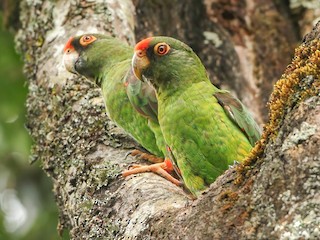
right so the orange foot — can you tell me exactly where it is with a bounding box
[127,149,164,164]
[122,159,182,186]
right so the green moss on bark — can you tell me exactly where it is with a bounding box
[236,39,320,184]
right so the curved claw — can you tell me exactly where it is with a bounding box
[124,150,133,160]
[125,149,164,163]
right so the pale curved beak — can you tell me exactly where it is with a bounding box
[63,49,79,74]
[132,50,150,81]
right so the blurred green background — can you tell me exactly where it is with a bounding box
[0,13,63,239]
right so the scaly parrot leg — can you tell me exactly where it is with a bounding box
[122,159,182,186]
[126,149,164,163]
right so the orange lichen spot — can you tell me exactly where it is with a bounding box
[218,190,239,213]
[218,190,239,201]
[220,203,234,213]
[235,211,250,226]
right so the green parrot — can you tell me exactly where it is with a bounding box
[132,36,261,196]
[63,34,180,185]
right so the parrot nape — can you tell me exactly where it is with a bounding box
[132,36,261,196]
[63,34,181,186]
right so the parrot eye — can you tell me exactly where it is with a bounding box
[154,43,170,56]
[79,35,97,46]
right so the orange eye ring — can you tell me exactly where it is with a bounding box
[79,35,97,46]
[154,43,170,56]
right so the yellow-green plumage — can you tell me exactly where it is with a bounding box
[63,34,164,157]
[100,59,163,157]
[133,36,261,196]
[159,81,252,193]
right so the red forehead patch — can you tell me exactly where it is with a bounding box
[134,37,152,51]
[63,37,75,53]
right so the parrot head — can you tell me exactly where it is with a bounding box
[132,36,207,91]
[63,34,131,84]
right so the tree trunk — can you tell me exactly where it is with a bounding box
[13,0,320,239]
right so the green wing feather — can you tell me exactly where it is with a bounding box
[100,59,164,157]
[214,91,261,146]
[124,63,167,157]
[125,71,158,122]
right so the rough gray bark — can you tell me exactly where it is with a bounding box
[13,0,320,239]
